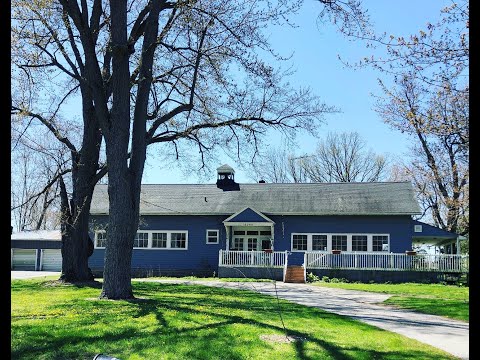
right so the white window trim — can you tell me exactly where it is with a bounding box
[206,229,220,244]
[134,231,150,249]
[311,234,328,251]
[351,234,368,252]
[151,232,168,249]
[291,233,309,252]
[167,231,189,250]
[331,234,349,251]
[94,230,107,248]
[372,234,390,252]
[95,230,188,250]
[145,230,188,250]
[290,233,390,253]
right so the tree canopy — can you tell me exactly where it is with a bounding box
[12,0,370,297]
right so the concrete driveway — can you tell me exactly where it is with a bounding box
[136,279,469,359]
[11,271,61,279]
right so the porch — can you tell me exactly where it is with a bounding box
[217,250,469,283]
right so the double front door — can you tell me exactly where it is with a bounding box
[232,237,271,251]
[230,227,272,251]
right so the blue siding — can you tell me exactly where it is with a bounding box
[411,220,457,238]
[228,208,272,223]
[268,215,414,265]
[268,215,414,252]
[89,215,227,274]
[89,214,415,272]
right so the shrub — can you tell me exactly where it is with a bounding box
[306,272,320,283]
[330,277,348,283]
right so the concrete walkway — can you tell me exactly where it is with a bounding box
[11,271,61,279]
[136,279,469,359]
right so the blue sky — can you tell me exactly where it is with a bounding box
[143,0,451,184]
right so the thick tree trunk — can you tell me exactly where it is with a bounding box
[59,82,102,283]
[100,0,137,299]
[60,201,95,282]
[58,175,95,282]
[99,179,138,299]
[99,0,158,299]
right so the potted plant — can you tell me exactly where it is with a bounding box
[405,250,417,256]
[264,249,273,253]
[332,249,341,255]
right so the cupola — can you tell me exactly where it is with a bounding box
[216,164,239,191]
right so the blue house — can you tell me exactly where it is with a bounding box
[88,164,466,283]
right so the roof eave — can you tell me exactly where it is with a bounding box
[90,211,421,216]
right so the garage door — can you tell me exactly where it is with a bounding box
[41,249,62,271]
[12,249,37,270]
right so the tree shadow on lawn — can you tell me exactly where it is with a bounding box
[11,278,103,292]
[12,282,458,360]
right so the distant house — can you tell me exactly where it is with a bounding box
[11,230,62,271]
[87,165,466,283]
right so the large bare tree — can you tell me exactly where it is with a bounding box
[12,0,108,282]
[303,131,389,182]
[344,1,468,92]
[249,146,310,183]
[10,142,65,232]
[368,1,468,240]
[12,0,369,298]
[251,132,389,183]
[375,76,468,237]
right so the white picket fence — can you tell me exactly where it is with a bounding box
[304,252,469,273]
[218,250,288,268]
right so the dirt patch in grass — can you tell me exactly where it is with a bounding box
[260,334,307,343]
[85,296,149,302]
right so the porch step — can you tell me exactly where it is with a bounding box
[284,266,305,283]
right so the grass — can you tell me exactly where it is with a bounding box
[11,278,461,360]
[311,281,469,322]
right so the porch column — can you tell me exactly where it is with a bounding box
[270,224,275,250]
[225,225,230,251]
[456,236,460,255]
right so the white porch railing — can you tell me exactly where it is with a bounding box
[304,252,469,273]
[219,250,288,268]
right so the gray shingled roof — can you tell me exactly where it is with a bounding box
[90,182,421,216]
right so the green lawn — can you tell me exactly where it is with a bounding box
[11,279,460,360]
[311,281,469,322]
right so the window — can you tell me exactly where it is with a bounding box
[134,232,149,248]
[260,230,271,236]
[331,235,347,251]
[122,231,189,250]
[95,231,107,248]
[232,238,244,251]
[171,232,187,249]
[152,232,167,248]
[373,235,389,252]
[292,234,308,251]
[206,230,219,244]
[261,239,271,250]
[247,238,257,251]
[414,225,422,233]
[312,235,327,251]
[247,230,258,235]
[233,230,245,235]
[352,235,367,252]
